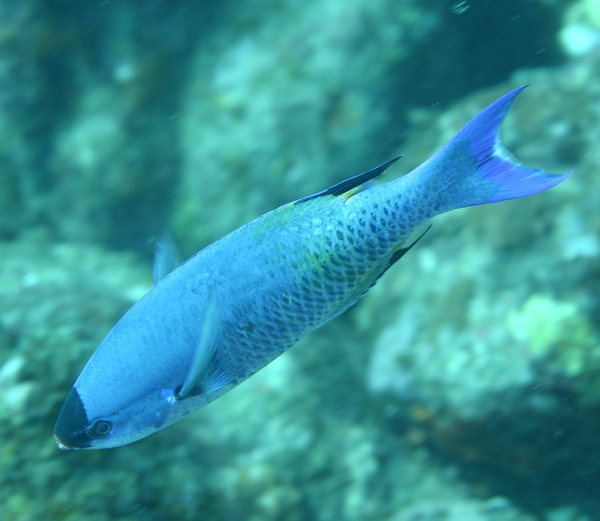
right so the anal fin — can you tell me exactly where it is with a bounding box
[389,225,432,266]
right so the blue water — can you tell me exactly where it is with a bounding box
[0,1,598,520]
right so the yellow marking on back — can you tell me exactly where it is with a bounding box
[340,180,377,200]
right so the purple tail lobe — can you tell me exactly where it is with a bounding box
[450,85,572,206]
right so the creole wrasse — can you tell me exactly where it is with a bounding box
[54,86,571,449]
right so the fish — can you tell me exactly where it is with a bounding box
[54,86,571,449]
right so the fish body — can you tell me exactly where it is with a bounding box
[54,86,571,449]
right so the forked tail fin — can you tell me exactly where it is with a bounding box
[408,85,572,214]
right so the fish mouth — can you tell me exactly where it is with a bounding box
[54,434,78,451]
[54,386,91,449]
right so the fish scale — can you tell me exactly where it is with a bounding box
[54,86,571,449]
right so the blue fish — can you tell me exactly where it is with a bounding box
[54,86,571,449]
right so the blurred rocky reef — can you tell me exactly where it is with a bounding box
[0,0,599,520]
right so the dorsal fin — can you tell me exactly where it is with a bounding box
[295,155,402,205]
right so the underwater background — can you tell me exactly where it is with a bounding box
[0,0,599,519]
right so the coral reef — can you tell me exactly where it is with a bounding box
[1,0,599,520]
[367,56,600,514]
[173,0,438,248]
[559,0,600,56]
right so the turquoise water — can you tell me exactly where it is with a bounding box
[0,0,598,519]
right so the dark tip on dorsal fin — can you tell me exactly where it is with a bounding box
[325,155,403,197]
[295,155,402,205]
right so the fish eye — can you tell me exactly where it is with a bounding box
[88,420,112,438]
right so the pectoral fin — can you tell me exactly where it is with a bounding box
[177,284,222,400]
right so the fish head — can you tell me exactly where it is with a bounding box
[53,260,223,449]
[53,382,176,450]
